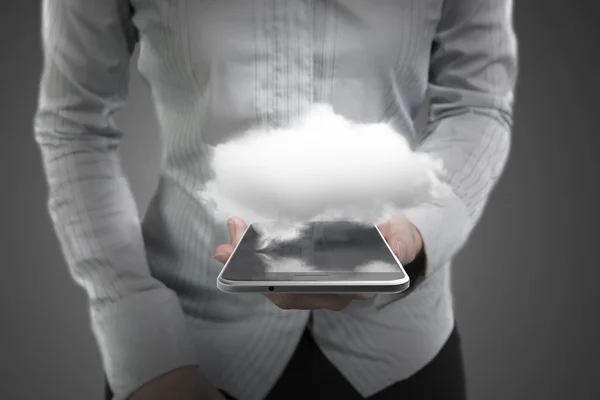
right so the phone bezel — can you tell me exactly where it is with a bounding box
[216,222,411,294]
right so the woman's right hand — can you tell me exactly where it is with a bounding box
[213,217,373,311]
[129,366,226,400]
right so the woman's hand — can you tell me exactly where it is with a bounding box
[213,216,423,311]
[129,366,226,400]
[376,214,423,266]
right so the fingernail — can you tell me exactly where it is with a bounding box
[396,241,404,260]
[213,252,228,259]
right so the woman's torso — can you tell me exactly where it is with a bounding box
[133,0,443,292]
[131,2,455,397]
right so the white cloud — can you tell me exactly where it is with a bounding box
[197,104,448,247]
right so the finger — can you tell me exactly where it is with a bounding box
[378,220,406,260]
[266,293,372,303]
[393,240,407,261]
[391,235,416,265]
[265,294,333,310]
[226,217,236,244]
[227,216,248,246]
[376,219,391,238]
[381,216,416,264]
[352,293,375,300]
[212,244,234,264]
[265,294,356,310]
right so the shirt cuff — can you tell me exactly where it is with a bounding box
[90,288,198,400]
[402,188,471,277]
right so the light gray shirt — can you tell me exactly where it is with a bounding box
[34,1,517,399]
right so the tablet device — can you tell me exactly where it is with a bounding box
[216,221,410,294]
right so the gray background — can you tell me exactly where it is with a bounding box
[1,1,599,399]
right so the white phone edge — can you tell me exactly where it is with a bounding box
[216,222,411,294]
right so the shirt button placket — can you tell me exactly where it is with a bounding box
[299,0,314,117]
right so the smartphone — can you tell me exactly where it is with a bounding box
[216,220,410,294]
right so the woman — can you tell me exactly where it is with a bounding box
[34,1,517,399]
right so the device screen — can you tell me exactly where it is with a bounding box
[221,221,407,282]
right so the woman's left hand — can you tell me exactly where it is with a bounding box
[376,214,423,265]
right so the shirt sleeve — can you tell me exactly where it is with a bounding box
[34,2,198,398]
[402,0,518,276]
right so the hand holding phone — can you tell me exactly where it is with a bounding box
[213,217,371,311]
[212,216,422,311]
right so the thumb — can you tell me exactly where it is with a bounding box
[383,216,418,264]
[393,239,409,264]
[227,216,248,246]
